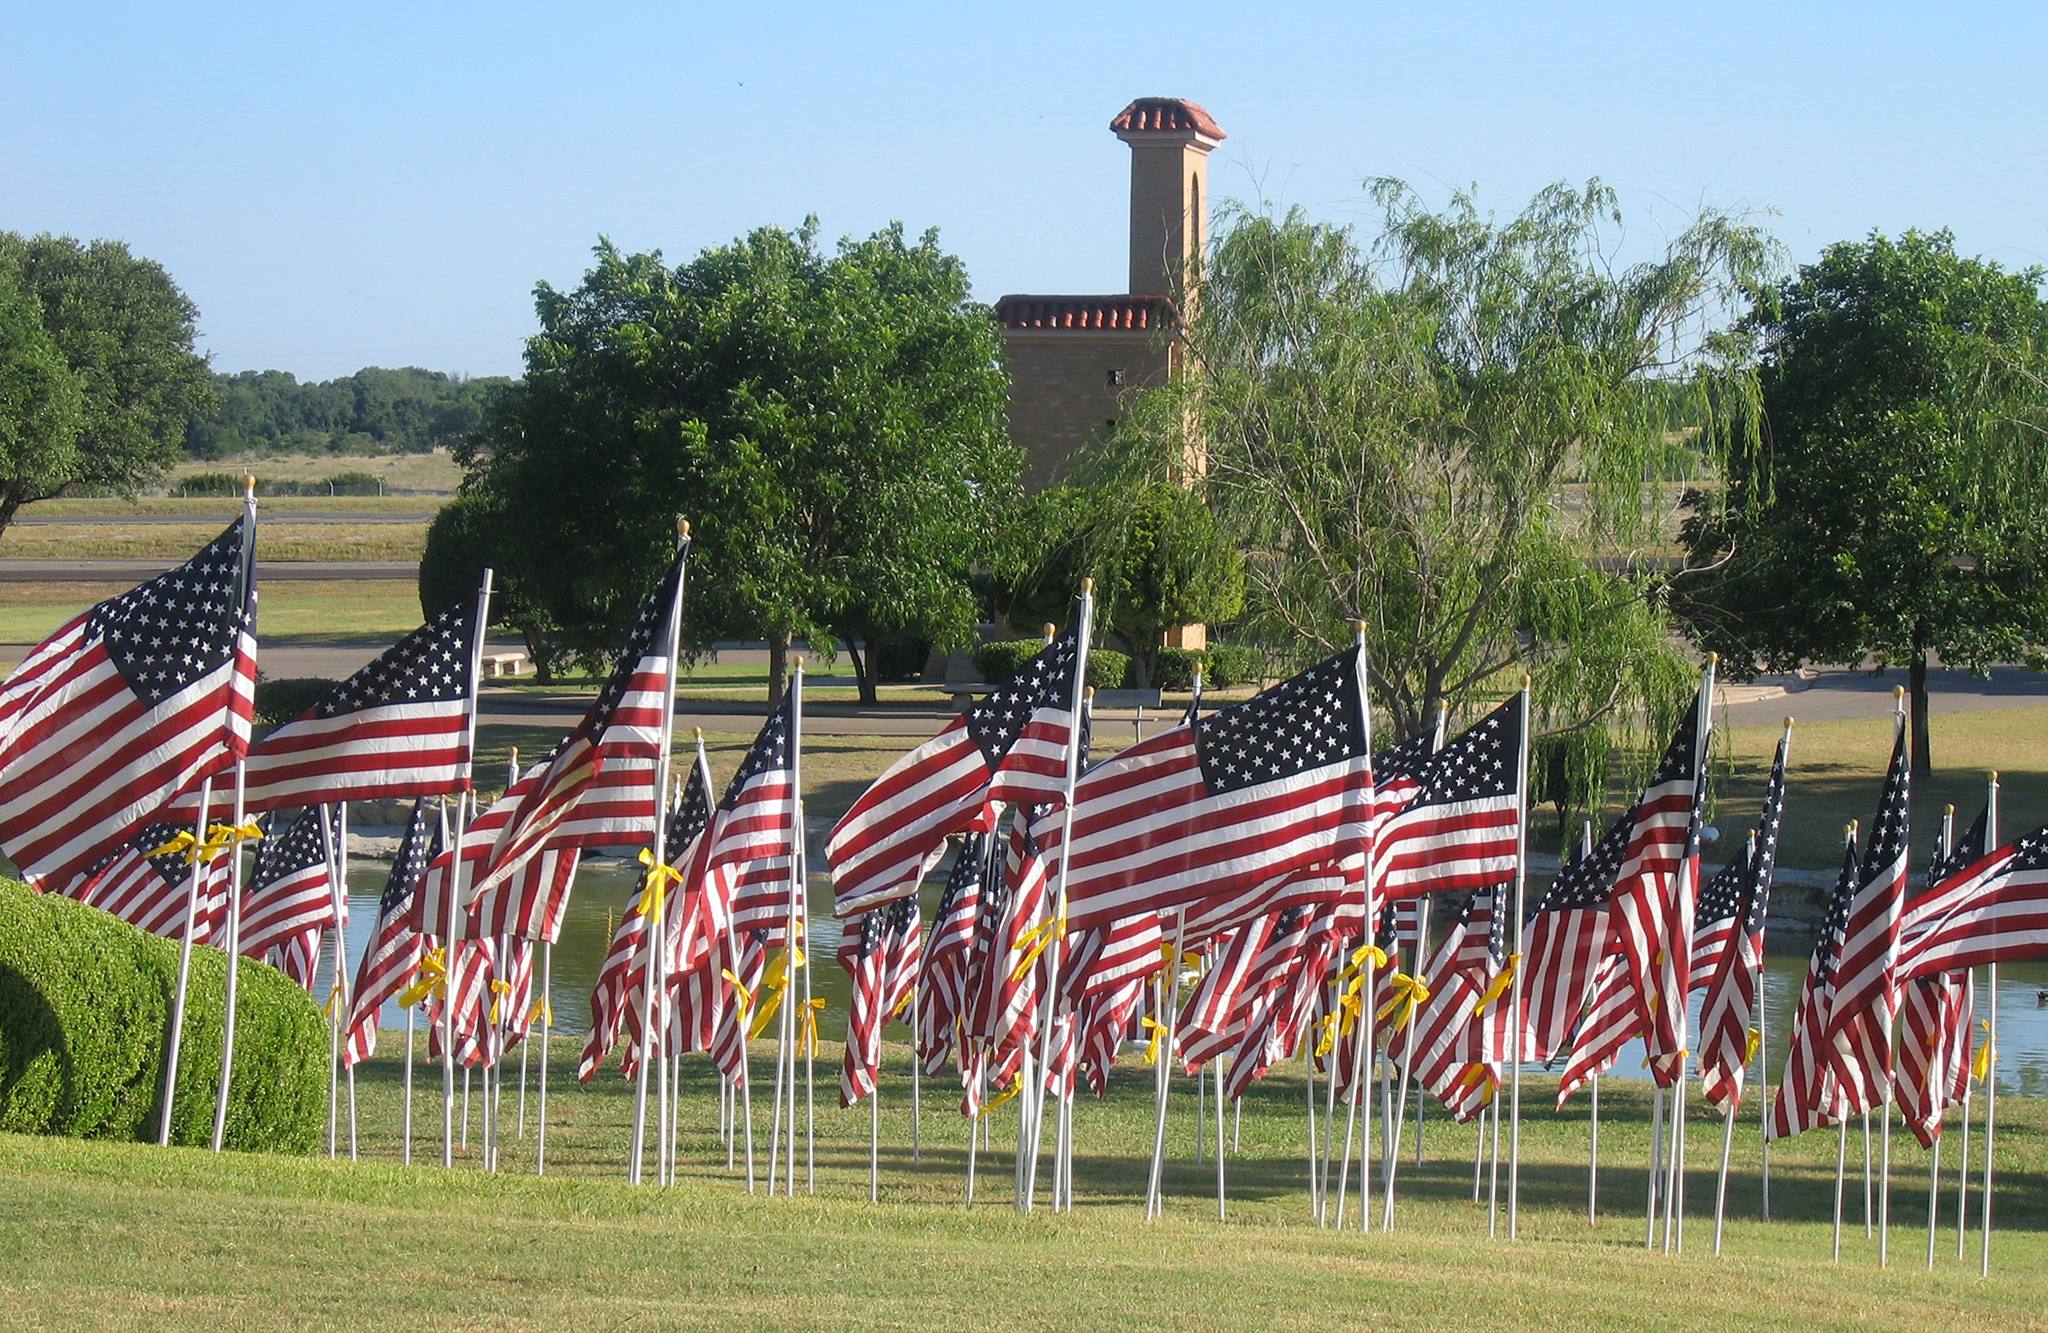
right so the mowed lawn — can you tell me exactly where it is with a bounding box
[4,1046,2045,1329]
[0,580,427,647]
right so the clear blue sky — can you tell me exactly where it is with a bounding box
[6,1,2043,381]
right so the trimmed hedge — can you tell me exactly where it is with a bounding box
[972,641,1130,690]
[1205,644,1264,688]
[0,879,326,1151]
[1154,647,1204,692]
[254,675,340,728]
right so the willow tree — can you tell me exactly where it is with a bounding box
[1094,179,1776,808]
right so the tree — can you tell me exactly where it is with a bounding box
[1003,481,1245,688]
[0,234,214,537]
[1092,180,1776,814]
[465,223,1019,703]
[1680,230,2048,779]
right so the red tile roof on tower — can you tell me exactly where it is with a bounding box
[1110,98,1226,140]
[994,295,1174,332]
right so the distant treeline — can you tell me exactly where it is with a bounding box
[184,366,510,459]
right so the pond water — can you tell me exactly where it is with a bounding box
[304,858,2048,1097]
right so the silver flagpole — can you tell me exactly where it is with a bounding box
[402,1006,415,1164]
[208,478,262,1154]
[1926,803,1954,1270]
[1878,689,1903,1265]
[1507,677,1532,1238]
[1019,585,1094,1213]
[911,982,923,1165]
[1213,1058,1226,1221]
[340,803,358,1158]
[536,940,552,1175]
[799,801,815,1196]
[1714,827,1761,1256]
[1957,1018,1972,1256]
[320,806,345,1158]
[1471,1101,1486,1201]
[157,778,215,1146]
[1334,623,1378,1232]
[208,754,250,1153]
[1581,819,1598,1225]
[1147,906,1188,1220]
[1645,1085,1664,1249]
[1833,1115,1849,1262]
[444,568,495,1167]
[1981,771,2000,1277]
[625,525,689,1184]
[1379,704,1448,1232]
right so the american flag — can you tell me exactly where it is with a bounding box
[1396,883,1511,1123]
[469,547,686,906]
[917,835,987,1076]
[838,907,890,1106]
[1822,727,1910,1106]
[880,891,923,1025]
[966,807,1052,1071]
[1374,700,1523,901]
[1179,915,1277,1074]
[1767,839,1860,1141]
[343,799,438,1067]
[1696,732,1789,1111]
[1900,823,2048,982]
[1889,809,1986,1145]
[1036,647,1374,934]
[1603,687,1707,1075]
[268,926,323,991]
[1520,815,1628,1067]
[69,822,231,943]
[163,602,479,819]
[576,753,717,1080]
[706,927,766,1088]
[1690,848,1752,995]
[827,619,1086,917]
[0,517,256,890]
[240,805,342,968]
[708,690,801,944]
[1218,903,1355,1103]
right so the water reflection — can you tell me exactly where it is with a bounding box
[306,860,2048,1096]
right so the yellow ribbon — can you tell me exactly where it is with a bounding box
[322,985,345,1020]
[1470,954,1521,1016]
[794,997,825,1057]
[1973,1031,1993,1083]
[1314,1011,1342,1060]
[1159,943,1202,971]
[395,948,449,1008]
[1376,972,1432,1032]
[1745,1028,1761,1064]
[1008,916,1067,983]
[980,1077,1023,1118]
[1141,1016,1168,1067]
[530,996,554,1028]
[636,848,686,926]
[149,820,265,864]
[746,942,807,1039]
[721,969,755,1015]
[889,983,917,1022]
[1455,1062,1500,1107]
[1340,943,1389,983]
[487,978,512,1024]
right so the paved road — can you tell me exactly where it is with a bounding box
[1720,665,2048,727]
[13,511,431,526]
[0,558,417,582]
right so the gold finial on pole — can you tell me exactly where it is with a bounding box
[1081,577,1094,595]
[1707,651,1719,666]
[694,726,704,741]
[242,474,256,495]
[677,518,691,539]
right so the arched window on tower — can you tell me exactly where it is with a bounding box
[1188,172,1203,287]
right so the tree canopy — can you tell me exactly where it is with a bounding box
[1680,229,2048,777]
[186,366,507,459]
[464,222,1020,701]
[1091,179,1777,817]
[0,232,214,536]
[1002,480,1245,688]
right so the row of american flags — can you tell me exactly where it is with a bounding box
[3,512,2042,1249]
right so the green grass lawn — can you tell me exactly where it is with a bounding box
[0,580,426,646]
[0,518,426,562]
[3,1044,2042,1328]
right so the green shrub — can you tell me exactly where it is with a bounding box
[973,639,1039,684]
[1085,649,1131,690]
[870,633,931,682]
[1154,647,1206,692]
[254,676,339,727]
[1205,643,1264,688]
[0,879,325,1151]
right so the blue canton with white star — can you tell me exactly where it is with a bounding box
[964,623,1082,764]
[88,519,250,707]
[313,603,474,718]
[1192,650,1365,797]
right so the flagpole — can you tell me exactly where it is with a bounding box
[1831,819,1858,1261]
[1147,906,1188,1220]
[1956,1017,1972,1256]
[444,567,495,1168]
[627,522,690,1185]
[1878,688,1905,1267]
[911,982,923,1165]
[340,803,358,1157]
[1380,706,1448,1232]
[1925,802,1955,1270]
[536,940,552,1175]
[1019,581,1094,1213]
[1333,622,1378,1232]
[402,1006,416,1164]
[1645,1085,1664,1249]
[799,805,816,1197]
[1981,770,1999,1277]
[207,478,263,1154]
[319,806,346,1158]
[1714,827,1761,1257]
[1507,676,1532,1238]
[157,777,215,1146]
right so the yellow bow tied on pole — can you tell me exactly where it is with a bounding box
[721,969,755,1016]
[396,948,449,1008]
[890,983,917,1022]
[1377,971,1432,1032]
[1341,943,1389,984]
[322,985,345,1021]
[1973,1032,1994,1083]
[794,997,825,1057]
[1455,1061,1499,1107]
[1314,1010,1342,1060]
[746,943,807,1040]
[1745,1027,1762,1064]
[530,996,554,1028]
[1009,916,1066,983]
[487,978,513,1024]
[150,820,264,864]
[1140,1016,1168,1067]
[1469,953,1520,1016]
[1159,942,1202,972]
[636,848,686,925]
[980,1077,1023,1118]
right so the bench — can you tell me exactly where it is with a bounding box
[482,650,530,679]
